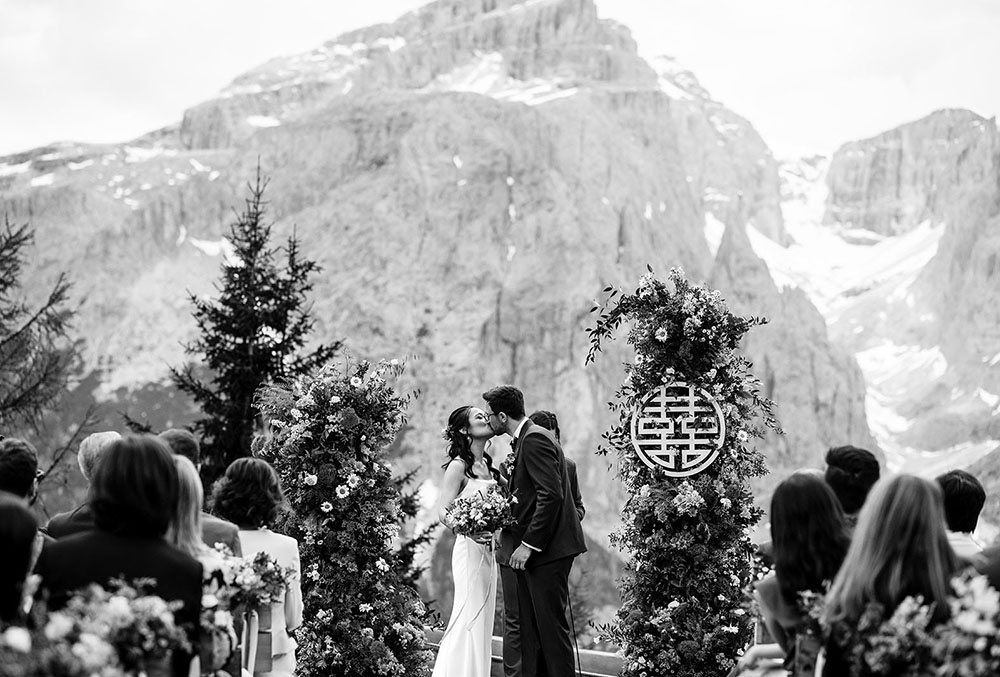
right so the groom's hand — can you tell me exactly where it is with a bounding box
[509,544,533,570]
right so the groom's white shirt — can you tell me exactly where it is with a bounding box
[511,418,541,553]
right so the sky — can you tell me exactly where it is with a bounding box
[2,0,998,159]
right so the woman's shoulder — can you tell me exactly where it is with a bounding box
[243,528,299,551]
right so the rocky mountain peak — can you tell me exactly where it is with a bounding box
[824,108,1000,236]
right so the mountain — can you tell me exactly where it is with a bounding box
[0,0,874,557]
[748,110,1000,530]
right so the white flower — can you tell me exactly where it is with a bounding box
[290,408,303,420]
[303,474,318,486]
[331,395,341,404]
[390,359,399,366]
[655,326,669,342]
[44,612,75,640]
[350,376,363,388]
[376,558,390,573]
[336,485,350,499]
[667,600,680,610]
[359,603,373,613]
[1,627,31,652]
[320,501,333,513]
[347,473,361,488]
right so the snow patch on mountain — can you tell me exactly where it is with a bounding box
[423,51,579,106]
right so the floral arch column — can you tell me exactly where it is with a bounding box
[586,268,779,677]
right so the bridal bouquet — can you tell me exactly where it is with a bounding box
[446,485,517,537]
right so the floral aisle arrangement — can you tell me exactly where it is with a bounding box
[256,357,433,677]
[826,570,1000,676]
[0,579,190,677]
[586,267,778,677]
[445,484,517,536]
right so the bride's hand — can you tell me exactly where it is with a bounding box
[470,531,493,546]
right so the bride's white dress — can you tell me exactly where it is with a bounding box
[432,478,498,677]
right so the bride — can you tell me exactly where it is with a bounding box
[431,405,502,677]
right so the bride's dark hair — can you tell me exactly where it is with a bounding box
[441,405,500,481]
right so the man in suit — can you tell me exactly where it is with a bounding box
[158,428,242,556]
[45,430,121,538]
[0,437,53,569]
[484,386,587,677]
[498,409,585,677]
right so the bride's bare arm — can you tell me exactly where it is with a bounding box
[434,460,467,526]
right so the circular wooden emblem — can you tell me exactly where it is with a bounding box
[630,382,726,477]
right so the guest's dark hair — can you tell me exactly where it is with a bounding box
[159,428,200,466]
[0,492,36,622]
[771,472,851,606]
[482,385,525,420]
[0,438,38,499]
[824,445,880,515]
[529,409,560,442]
[442,406,500,481]
[89,435,178,538]
[210,457,286,528]
[935,469,985,533]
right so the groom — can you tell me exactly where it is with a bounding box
[483,385,586,677]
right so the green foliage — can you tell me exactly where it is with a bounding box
[0,217,78,430]
[586,267,778,677]
[171,168,340,479]
[256,357,433,677]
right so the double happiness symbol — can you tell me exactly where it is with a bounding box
[630,382,726,477]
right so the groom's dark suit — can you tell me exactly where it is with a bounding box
[499,421,586,677]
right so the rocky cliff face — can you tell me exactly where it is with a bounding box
[825,109,999,237]
[0,0,873,546]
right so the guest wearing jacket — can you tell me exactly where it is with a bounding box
[158,428,242,556]
[35,434,202,677]
[45,431,121,538]
[211,457,302,677]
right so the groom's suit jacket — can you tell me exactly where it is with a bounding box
[499,421,587,568]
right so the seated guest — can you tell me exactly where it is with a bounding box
[822,475,959,676]
[737,472,851,673]
[159,428,241,555]
[824,445,880,526]
[34,434,202,676]
[935,469,986,564]
[211,458,302,676]
[0,492,38,623]
[0,437,51,569]
[45,430,121,538]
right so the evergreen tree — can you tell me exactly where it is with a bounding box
[172,168,340,478]
[0,217,78,429]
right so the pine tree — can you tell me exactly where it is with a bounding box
[172,167,340,478]
[0,217,78,429]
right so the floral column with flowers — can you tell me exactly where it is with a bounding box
[586,267,779,677]
[255,357,432,677]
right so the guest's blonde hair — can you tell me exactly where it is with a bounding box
[824,474,957,626]
[169,455,209,559]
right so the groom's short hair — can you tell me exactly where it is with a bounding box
[483,385,526,419]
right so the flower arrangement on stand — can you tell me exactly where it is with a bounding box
[0,579,190,677]
[586,267,779,677]
[256,357,433,677]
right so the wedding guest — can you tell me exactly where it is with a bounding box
[0,437,51,570]
[34,434,202,676]
[824,445,880,526]
[737,471,850,672]
[528,410,585,521]
[210,458,302,677]
[0,492,37,623]
[159,428,241,555]
[45,430,121,538]
[822,474,959,676]
[935,469,986,564]
[169,455,238,675]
